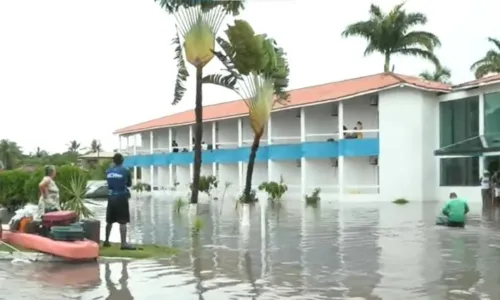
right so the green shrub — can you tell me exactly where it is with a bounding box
[305,188,321,207]
[393,198,409,205]
[190,175,218,196]
[238,189,258,205]
[0,165,90,211]
[258,175,288,201]
[61,174,95,219]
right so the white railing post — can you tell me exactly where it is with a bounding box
[338,102,344,196]
[150,131,154,189]
[212,122,217,177]
[168,128,173,187]
[189,125,193,179]
[267,116,273,182]
[300,108,306,197]
[238,118,243,190]
[133,134,138,185]
[118,135,122,153]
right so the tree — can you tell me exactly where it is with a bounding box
[470,37,500,79]
[419,66,451,84]
[0,139,23,170]
[89,139,102,158]
[154,0,245,204]
[341,3,441,72]
[208,20,290,203]
[67,140,81,153]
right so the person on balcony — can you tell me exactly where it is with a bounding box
[356,121,363,138]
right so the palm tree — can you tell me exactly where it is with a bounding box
[419,66,451,84]
[90,139,102,158]
[34,147,48,158]
[209,20,290,203]
[470,37,500,79]
[154,0,245,204]
[342,3,441,72]
[67,140,81,153]
[0,139,23,170]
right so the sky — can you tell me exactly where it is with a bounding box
[1,0,498,154]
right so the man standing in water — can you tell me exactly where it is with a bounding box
[442,192,470,228]
[103,153,135,250]
[480,170,492,206]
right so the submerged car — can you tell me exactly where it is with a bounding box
[85,180,109,199]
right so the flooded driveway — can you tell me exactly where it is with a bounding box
[1,197,500,300]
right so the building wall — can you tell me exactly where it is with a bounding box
[378,87,428,201]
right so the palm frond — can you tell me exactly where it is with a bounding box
[341,21,376,40]
[202,74,238,90]
[154,0,244,15]
[393,47,440,66]
[400,31,441,51]
[488,37,500,50]
[172,31,189,105]
[369,4,383,19]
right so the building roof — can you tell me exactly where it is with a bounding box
[452,73,500,91]
[79,152,116,159]
[114,72,451,135]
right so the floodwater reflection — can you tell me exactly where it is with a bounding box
[3,198,500,299]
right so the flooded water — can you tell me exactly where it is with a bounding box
[2,197,500,300]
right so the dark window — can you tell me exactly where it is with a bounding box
[439,96,479,147]
[440,157,479,186]
[484,92,500,135]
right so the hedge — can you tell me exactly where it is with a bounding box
[0,165,90,212]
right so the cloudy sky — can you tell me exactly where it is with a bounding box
[0,0,497,153]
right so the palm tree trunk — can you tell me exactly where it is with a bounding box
[190,66,204,204]
[242,129,264,203]
[384,52,391,72]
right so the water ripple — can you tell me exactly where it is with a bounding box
[2,199,500,299]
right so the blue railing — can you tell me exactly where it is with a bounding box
[123,138,379,167]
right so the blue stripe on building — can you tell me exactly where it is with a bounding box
[123,138,379,167]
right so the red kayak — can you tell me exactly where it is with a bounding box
[1,228,99,261]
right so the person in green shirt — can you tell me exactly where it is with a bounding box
[442,193,469,228]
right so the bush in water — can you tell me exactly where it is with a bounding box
[258,175,288,201]
[0,165,90,211]
[190,175,218,196]
[305,188,321,207]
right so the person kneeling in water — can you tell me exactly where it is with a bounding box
[442,193,469,228]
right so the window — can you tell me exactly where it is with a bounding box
[439,97,479,147]
[484,92,500,135]
[440,157,479,186]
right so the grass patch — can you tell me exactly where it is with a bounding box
[0,242,177,259]
[100,243,177,259]
[393,198,409,205]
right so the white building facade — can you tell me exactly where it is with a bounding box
[115,73,500,202]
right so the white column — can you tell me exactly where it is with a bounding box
[267,117,273,181]
[300,108,306,197]
[133,134,138,185]
[150,131,154,188]
[189,125,193,179]
[479,93,485,175]
[238,118,243,189]
[168,128,174,187]
[118,135,122,153]
[338,102,344,196]
[212,122,217,176]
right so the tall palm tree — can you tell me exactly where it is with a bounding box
[419,66,451,84]
[0,139,23,170]
[90,139,102,158]
[34,147,48,158]
[154,0,245,204]
[470,37,500,79]
[67,140,81,153]
[342,3,441,72]
[209,20,290,203]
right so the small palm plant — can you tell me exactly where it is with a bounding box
[61,175,95,220]
[208,20,290,204]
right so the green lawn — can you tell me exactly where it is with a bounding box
[0,241,177,259]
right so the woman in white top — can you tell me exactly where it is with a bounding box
[38,165,60,216]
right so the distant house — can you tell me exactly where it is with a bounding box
[79,152,115,166]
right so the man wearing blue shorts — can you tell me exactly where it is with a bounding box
[103,153,135,250]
